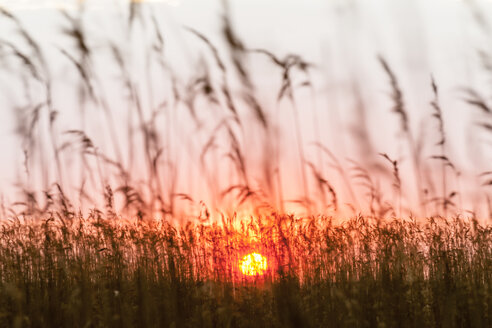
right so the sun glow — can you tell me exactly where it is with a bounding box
[240,252,268,276]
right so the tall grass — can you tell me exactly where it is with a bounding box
[0,214,490,327]
[0,2,491,218]
[0,1,491,327]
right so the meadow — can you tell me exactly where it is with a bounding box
[0,213,490,327]
[0,1,491,327]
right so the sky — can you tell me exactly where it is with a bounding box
[0,0,492,219]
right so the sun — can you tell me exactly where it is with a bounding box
[240,252,268,276]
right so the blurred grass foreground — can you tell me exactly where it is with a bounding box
[0,1,492,327]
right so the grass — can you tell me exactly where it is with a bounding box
[0,1,492,327]
[0,213,490,327]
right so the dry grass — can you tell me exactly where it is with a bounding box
[0,213,490,327]
[0,2,491,327]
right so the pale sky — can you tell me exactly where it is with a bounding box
[1,0,492,218]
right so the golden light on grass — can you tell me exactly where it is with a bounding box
[240,252,268,276]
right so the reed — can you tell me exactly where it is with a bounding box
[0,213,489,327]
[0,2,491,327]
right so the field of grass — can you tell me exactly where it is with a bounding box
[0,214,490,327]
[0,1,492,327]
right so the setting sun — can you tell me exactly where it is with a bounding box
[0,1,490,326]
[240,253,268,276]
